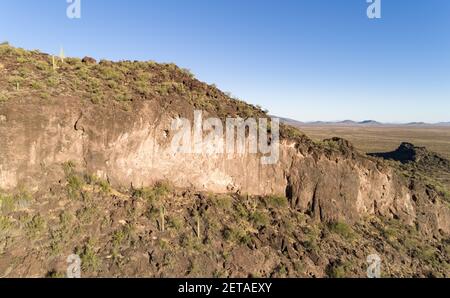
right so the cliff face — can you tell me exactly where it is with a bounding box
[1,97,448,235]
[0,44,449,237]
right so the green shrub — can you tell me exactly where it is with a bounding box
[168,216,183,231]
[327,263,348,278]
[0,215,11,233]
[98,66,123,81]
[77,204,98,223]
[250,211,270,228]
[234,202,249,219]
[133,181,171,204]
[26,214,46,238]
[63,162,84,199]
[213,195,233,210]
[223,226,251,245]
[31,81,45,90]
[0,91,8,102]
[265,195,288,209]
[33,60,51,72]
[302,226,320,251]
[67,174,83,200]
[78,240,100,272]
[0,193,15,214]
[84,174,110,194]
[328,222,354,240]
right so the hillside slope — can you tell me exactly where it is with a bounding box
[0,44,449,277]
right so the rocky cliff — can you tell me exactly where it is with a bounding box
[0,44,449,236]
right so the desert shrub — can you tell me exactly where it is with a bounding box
[59,211,73,228]
[31,81,45,90]
[113,91,133,102]
[318,139,340,151]
[63,162,84,200]
[112,228,127,249]
[283,126,304,139]
[250,210,270,228]
[168,216,183,231]
[179,233,203,251]
[0,215,11,233]
[412,245,439,267]
[84,174,110,194]
[46,271,65,278]
[213,195,233,210]
[26,214,46,238]
[223,226,251,245]
[16,56,32,64]
[155,82,185,96]
[8,75,25,88]
[65,57,83,68]
[0,193,15,214]
[77,240,100,272]
[86,78,102,94]
[133,79,153,97]
[39,91,50,100]
[0,43,12,55]
[327,262,349,278]
[33,60,51,72]
[76,205,98,224]
[234,202,249,219]
[264,195,288,209]
[134,181,172,214]
[328,222,354,240]
[98,65,123,81]
[302,226,320,251]
[67,174,83,200]
[0,91,9,102]
[181,68,195,79]
[46,75,60,87]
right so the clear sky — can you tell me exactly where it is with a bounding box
[0,0,449,122]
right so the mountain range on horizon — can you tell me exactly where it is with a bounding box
[278,117,450,127]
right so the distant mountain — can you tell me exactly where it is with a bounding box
[338,120,357,125]
[406,122,427,126]
[278,117,450,127]
[359,120,382,125]
[436,122,450,126]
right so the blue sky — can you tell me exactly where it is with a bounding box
[0,0,449,122]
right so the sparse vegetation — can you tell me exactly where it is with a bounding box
[0,193,15,214]
[26,214,46,238]
[264,195,288,209]
[250,210,270,228]
[327,262,349,278]
[63,162,85,200]
[0,177,448,277]
[77,240,101,272]
[328,222,355,240]
[212,195,233,210]
[133,181,172,205]
[0,45,449,278]
[0,215,11,233]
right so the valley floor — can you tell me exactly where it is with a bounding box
[298,125,450,160]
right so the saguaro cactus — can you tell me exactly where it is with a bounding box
[160,206,165,232]
[52,56,57,71]
[59,47,65,62]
